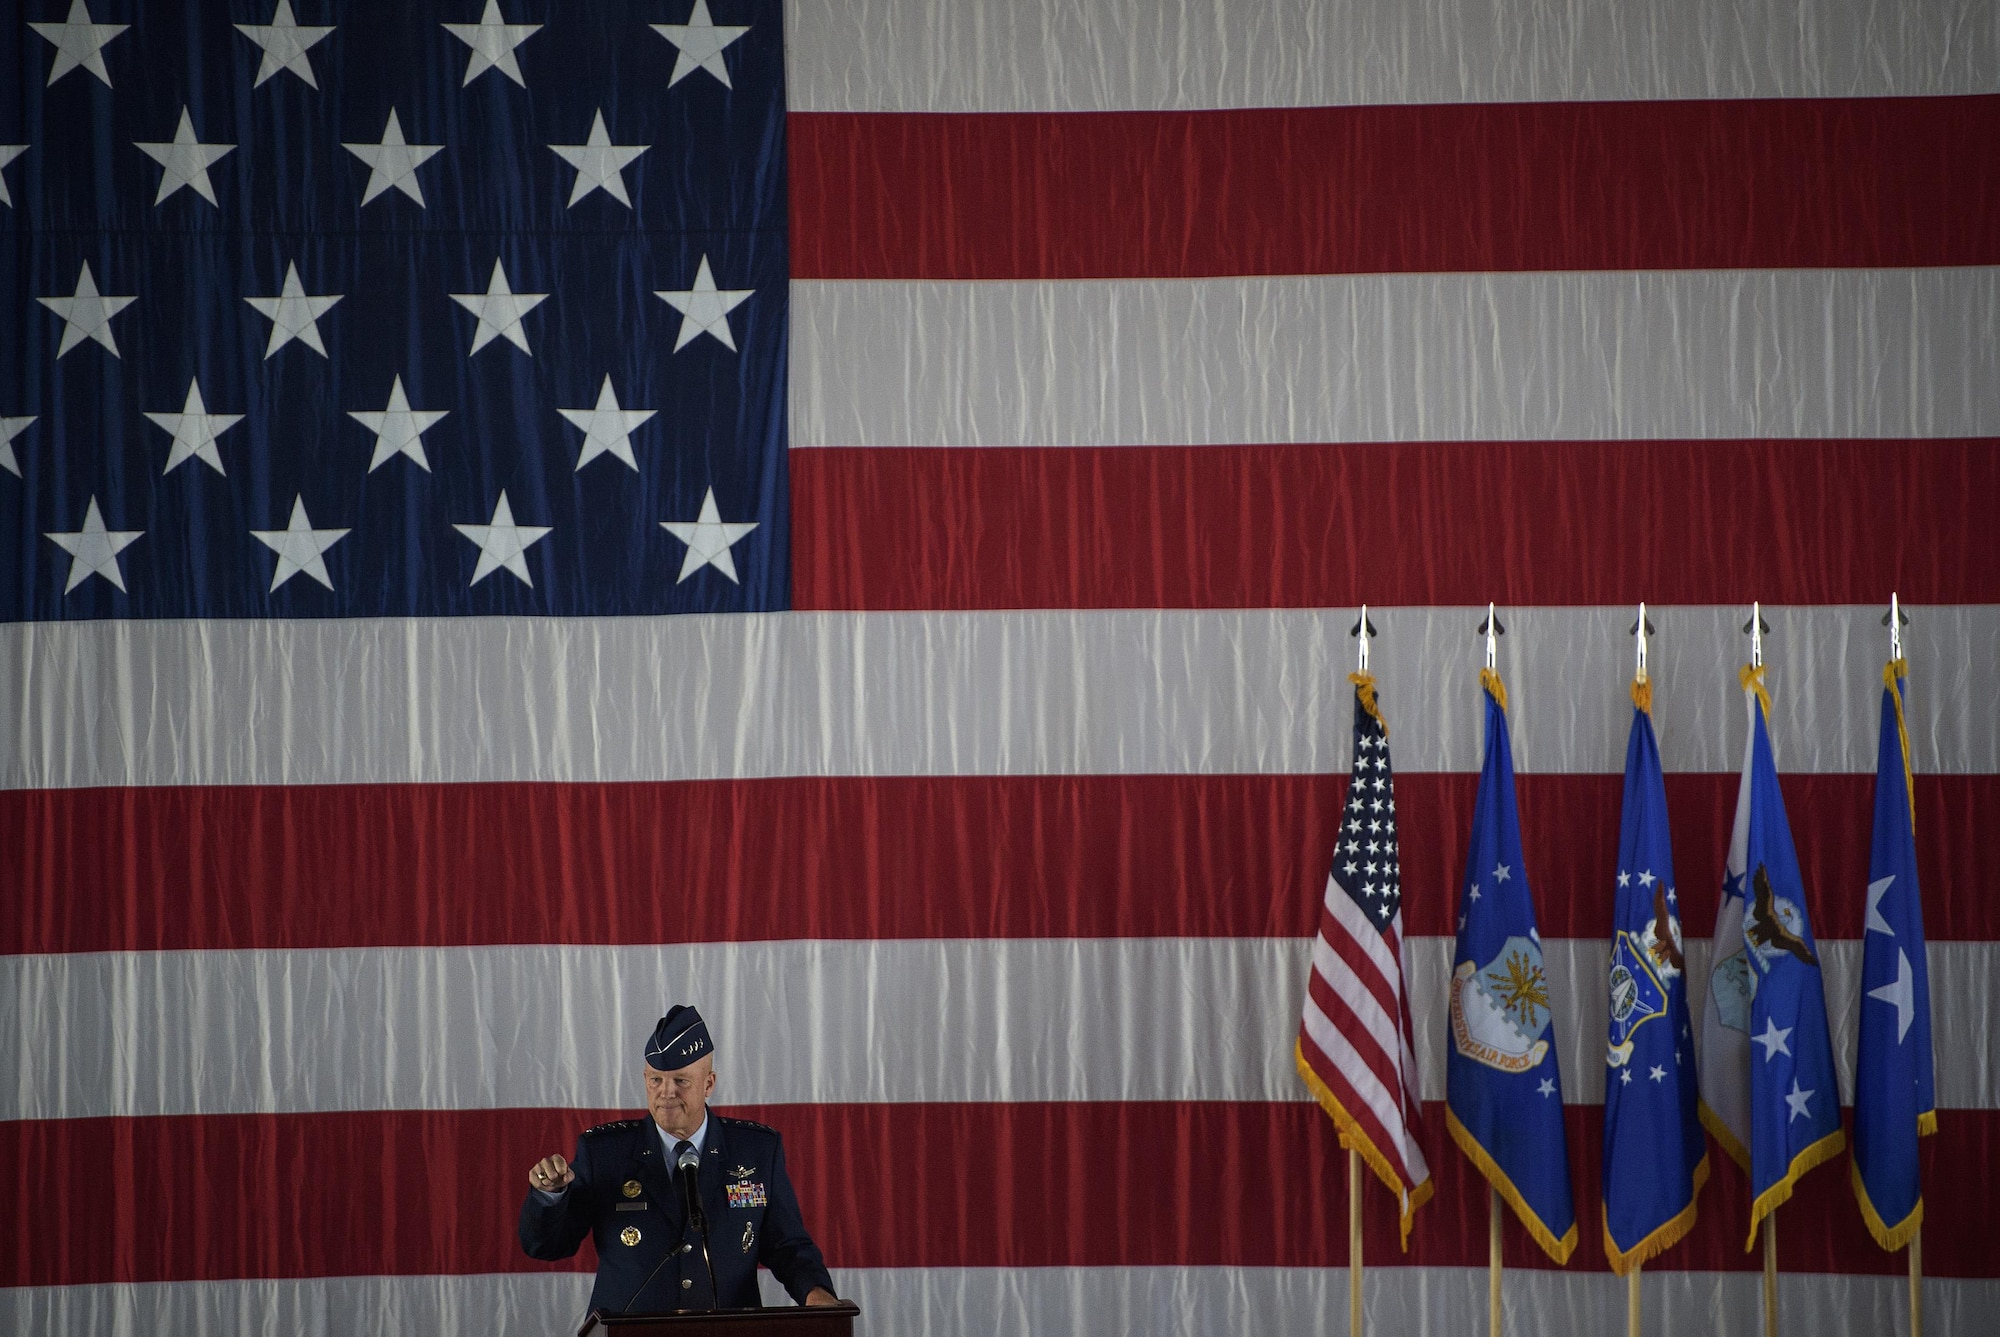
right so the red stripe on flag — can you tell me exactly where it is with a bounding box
[4,1103,1989,1284]
[1315,912,1403,1022]
[1298,1027,1410,1178]
[790,441,2000,610]
[6,774,1995,952]
[1305,971,1405,1099]
[789,98,2000,280]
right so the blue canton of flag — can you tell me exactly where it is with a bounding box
[1600,677,1707,1272]
[3,0,788,618]
[1698,667,1844,1249]
[1851,657,1937,1250]
[1445,667,1576,1264]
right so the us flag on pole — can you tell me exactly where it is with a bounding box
[1297,670,1434,1246]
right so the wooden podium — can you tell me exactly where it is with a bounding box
[578,1303,860,1337]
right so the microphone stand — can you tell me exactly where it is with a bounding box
[678,1149,720,1309]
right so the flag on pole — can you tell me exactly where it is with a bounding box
[1445,668,1577,1263]
[1698,667,1845,1248]
[1601,677,1708,1271]
[1851,657,1938,1250]
[1298,671,1434,1246]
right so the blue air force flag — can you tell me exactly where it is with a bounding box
[1601,682,1707,1272]
[1445,669,1577,1263]
[1851,659,1937,1250]
[1697,668,1845,1248]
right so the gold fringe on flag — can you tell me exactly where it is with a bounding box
[1602,1154,1709,1275]
[1698,1100,1751,1173]
[1479,666,1508,711]
[1852,1156,1927,1253]
[1738,662,1772,716]
[1630,675,1653,715]
[1295,1041,1431,1248]
[1445,1107,1577,1265]
[1745,1128,1846,1251]
[1886,658,1916,831]
[1349,671,1388,737]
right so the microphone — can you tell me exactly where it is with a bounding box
[676,1142,720,1309]
[677,1144,706,1229]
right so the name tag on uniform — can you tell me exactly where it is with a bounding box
[726,1182,767,1208]
[615,1202,648,1212]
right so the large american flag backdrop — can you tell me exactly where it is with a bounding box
[5,1,1997,1333]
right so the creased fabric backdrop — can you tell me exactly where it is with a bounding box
[7,0,2000,1334]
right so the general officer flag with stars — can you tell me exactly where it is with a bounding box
[1445,667,1577,1264]
[3,0,788,620]
[1698,667,1844,1249]
[1600,675,1707,1272]
[1851,656,1937,1250]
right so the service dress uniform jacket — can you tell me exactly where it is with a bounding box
[519,1112,834,1313]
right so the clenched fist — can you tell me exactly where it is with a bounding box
[528,1153,575,1193]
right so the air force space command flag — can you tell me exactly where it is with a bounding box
[1600,679,1707,1272]
[1851,658,1937,1249]
[1445,668,1576,1263]
[1698,667,1844,1249]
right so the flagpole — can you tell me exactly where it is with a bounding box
[1481,606,1502,1337]
[1888,592,1921,1337]
[1627,1263,1642,1337]
[1349,605,1369,1337]
[1762,1210,1778,1337]
[1489,1184,1503,1337]
[1349,1147,1364,1337]
[1909,1226,1923,1337]
[1748,600,1777,1337]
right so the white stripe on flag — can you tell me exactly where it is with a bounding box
[7,606,1996,788]
[786,0,1996,111]
[792,270,2000,448]
[7,1266,1997,1337]
[6,938,1992,1120]
[1320,877,1402,985]
[1300,992,1414,1147]
[1308,934,1401,1064]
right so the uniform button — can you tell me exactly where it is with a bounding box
[681,1278,694,1290]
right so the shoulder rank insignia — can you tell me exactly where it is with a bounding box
[731,1164,756,1180]
[622,1179,643,1199]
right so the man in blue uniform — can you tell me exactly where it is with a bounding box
[520,1006,838,1313]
